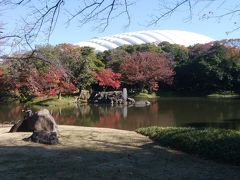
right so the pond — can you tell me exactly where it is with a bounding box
[1,97,240,130]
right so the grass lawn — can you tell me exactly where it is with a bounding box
[207,91,240,98]
[207,94,240,98]
[136,126,240,165]
[1,126,240,179]
[132,92,158,99]
[25,96,77,107]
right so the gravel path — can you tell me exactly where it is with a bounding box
[0,125,240,180]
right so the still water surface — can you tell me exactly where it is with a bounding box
[1,97,240,130]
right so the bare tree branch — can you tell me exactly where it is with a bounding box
[148,0,240,34]
[24,0,64,43]
[0,35,21,40]
[0,0,134,53]
[66,0,132,31]
[0,0,240,56]
[148,0,189,26]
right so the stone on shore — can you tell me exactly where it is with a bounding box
[9,109,58,145]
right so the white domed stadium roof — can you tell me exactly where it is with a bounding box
[75,30,214,52]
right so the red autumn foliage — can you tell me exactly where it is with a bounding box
[94,68,121,89]
[32,67,76,96]
[0,64,76,98]
[38,67,76,96]
[120,52,175,91]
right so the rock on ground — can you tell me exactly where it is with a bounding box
[9,109,58,145]
[9,109,57,133]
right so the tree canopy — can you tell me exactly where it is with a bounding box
[1,42,240,101]
[120,51,175,92]
[174,44,240,93]
[94,68,121,90]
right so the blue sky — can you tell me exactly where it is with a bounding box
[48,0,239,45]
[2,0,240,47]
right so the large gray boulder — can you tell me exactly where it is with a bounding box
[23,130,58,145]
[10,109,58,145]
[10,109,57,133]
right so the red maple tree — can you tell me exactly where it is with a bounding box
[94,68,121,90]
[34,67,76,97]
[3,64,76,99]
[120,52,174,91]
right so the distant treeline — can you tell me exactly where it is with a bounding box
[1,41,240,101]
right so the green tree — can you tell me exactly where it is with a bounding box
[174,44,240,93]
[158,42,189,65]
[97,48,128,72]
[120,44,162,54]
[56,44,104,92]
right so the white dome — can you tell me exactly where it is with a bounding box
[75,30,214,52]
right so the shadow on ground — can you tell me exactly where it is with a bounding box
[1,143,240,180]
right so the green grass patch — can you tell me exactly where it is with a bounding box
[136,126,240,165]
[207,91,239,98]
[25,96,77,107]
[133,92,158,99]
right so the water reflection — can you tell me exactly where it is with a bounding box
[0,103,23,124]
[1,97,240,130]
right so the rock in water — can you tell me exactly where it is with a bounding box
[88,91,136,105]
[10,109,58,145]
[135,100,151,107]
[78,90,90,103]
[127,97,135,105]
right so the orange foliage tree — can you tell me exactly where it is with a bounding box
[0,59,76,101]
[17,66,76,98]
[120,52,175,92]
[94,68,121,90]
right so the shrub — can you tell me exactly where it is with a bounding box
[136,126,240,165]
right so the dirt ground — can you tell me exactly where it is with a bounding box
[0,125,240,180]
